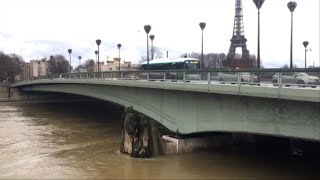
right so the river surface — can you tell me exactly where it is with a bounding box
[0,101,319,179]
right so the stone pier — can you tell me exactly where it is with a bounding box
[119,106,163,158]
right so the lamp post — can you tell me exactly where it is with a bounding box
[287,1,297,68]
[144,25,151,69]
[78,56,81,68]
[253,0,265,69]
[149,35,155,60]
[199,22,206,69]
[303,41,311,68]
[96,39,101,72]
[68,49,72,73]
[117,43,122,73]
[94,50,98,72]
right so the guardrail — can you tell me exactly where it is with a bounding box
[20,68,320,88]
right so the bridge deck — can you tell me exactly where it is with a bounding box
[12,78,320,102]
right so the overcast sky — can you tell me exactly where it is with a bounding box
[0,0,319,68]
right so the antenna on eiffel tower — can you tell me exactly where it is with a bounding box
[225,0,250,68]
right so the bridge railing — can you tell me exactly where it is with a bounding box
[21,68,320,88]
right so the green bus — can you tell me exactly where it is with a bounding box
[141,58,200,70]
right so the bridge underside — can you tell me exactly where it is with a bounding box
[19,83,320,141]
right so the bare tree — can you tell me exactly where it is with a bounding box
[183,52,226,69]
[83,59,95,72]
[48,54,69,74]
[0,52,24,82]
[205,53,226,68]
[139,47,163,63]
[282,64,297,68]
[282,64,289,68]
[223,53,257,68]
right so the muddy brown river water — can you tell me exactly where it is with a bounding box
[0,101,319,179]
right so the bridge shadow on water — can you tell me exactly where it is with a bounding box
[177,131,320,164]
[21,98,124,123]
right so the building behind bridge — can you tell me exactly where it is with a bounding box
[17,57,141,80]
[100,57,140,71]
[18,59,48,80]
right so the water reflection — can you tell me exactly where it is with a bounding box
[0,101,319,179]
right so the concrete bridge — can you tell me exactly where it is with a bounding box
[12,69,320,141]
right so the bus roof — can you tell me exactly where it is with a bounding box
[141,58,199,65]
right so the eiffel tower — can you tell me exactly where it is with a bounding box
[225,0,250,68]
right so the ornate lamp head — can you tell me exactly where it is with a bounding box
[287,1,297,13]
[149,35,155,41]
[199,22,206,30]
[96,39,101,46]
[253,0,265,10]
[144,25,151,34]
[303,41,309,48]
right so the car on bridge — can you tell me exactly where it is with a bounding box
[211,72,257,83]
[272,72,320,85]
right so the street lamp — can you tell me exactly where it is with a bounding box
[78,56,82,68]
[149,35,155,60]
[96,39,101,72]
[68,49,72,73]
[303,41,311,68]
[287,1,297,68]
[253,0,265,68]
[144,25,151,69]
[117,43,122,72]
[94,50,98,72]
[199,22,206,69]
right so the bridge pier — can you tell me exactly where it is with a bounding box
[120,106,163,158]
